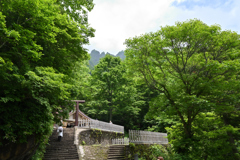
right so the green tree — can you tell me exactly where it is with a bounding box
[124,71,162,131]
[0,0,94,158]
[111,79,144,131]
[125,19,240,159]
[90,55,127,121]
[68,60,92,99]
[88,55,142,129]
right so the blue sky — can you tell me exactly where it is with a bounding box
[172,0,233,10]
[84,0,240,55]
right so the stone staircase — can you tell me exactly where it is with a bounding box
[43,128,79,160]
[107,145,125,160]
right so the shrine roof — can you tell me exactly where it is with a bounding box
[69,110,92,120]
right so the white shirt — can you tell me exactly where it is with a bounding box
[57,126,63,137]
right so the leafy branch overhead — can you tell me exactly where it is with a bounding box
[0,0,95,150]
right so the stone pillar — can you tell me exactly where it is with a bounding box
[75,102,79,126]
[73,100,85,126]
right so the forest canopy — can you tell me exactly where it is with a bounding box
[0,1,240,159]
[125,19,240,159]
[0,0,94,157]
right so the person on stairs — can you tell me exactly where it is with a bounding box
[57,124,63,141]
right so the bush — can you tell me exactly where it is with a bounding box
[128,143,185,160]
[82,141,86,145]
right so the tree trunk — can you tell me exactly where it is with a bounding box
[109,108,112,122]
[222,114,239,160]
[175,120,193,154]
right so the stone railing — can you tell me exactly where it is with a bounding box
[129,130,168,144]
[112,138,129,145]
[78,119,124,133]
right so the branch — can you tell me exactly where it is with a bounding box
[0,41,7,49]
[21,18,33,25]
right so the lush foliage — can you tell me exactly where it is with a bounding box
[125,19,240,159]
[82,55,144,131]
[0,0,94,158]
[1,2,240,159]
[128,143,184,160]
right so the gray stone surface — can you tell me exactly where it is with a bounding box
[79,129,124,146]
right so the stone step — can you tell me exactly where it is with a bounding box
[108,157,125,159]
[108,151,124,153]
[108,151,124,154]
[108,150,124,153]
[43,128,79,160]
[45,151,78,154]
[46,145,77,148]
[107,145,125,160]
[45,152,78,154]
[109,145,125,148]
[108,154,124,158]
[44,152,78,155]
[109,148,124,151]
[109,149,124,151]
[109,149,125,151]
[44,158,78,160]
[109,146,125,149]
[44,155,78,157]
[44,154,78,157]
[45,147,78,150]
[44,155,78,158]
[44,156,78,158]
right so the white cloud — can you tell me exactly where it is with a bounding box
[84,0,240,55]
[171,0,240,31]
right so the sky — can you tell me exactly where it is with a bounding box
[84,0,240,55]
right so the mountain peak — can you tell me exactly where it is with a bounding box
[89,49,125,69]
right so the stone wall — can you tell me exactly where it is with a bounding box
[78,129,124,145]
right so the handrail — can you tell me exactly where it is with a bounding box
[129,130,168,144]
[78,119,124,133]
[112,138,129,145]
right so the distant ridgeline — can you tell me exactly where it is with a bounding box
[89,49,125,69]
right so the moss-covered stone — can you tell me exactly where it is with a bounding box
[82,145,109,160]
[79,129,124,145]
